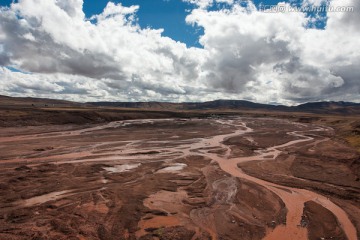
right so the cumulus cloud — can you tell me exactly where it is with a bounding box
[0,0,206,102]
[0,0,359,104]
[186,0,360,103]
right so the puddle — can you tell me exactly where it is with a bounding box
[103,163,141,173]
[136,215,181,238]
[157,163,187,173]
[99,177,108,184]
[22,190,72,207]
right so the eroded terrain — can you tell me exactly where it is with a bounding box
[0,117,359,240]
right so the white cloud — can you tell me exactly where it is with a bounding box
[302,0,326,6]
[186,0,360,103]
[183,0,235,9]
[0,67,65,94]
[0,0,207,102]
[183,0,214,9]
[0,0,359,104]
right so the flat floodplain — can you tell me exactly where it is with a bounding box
[0,117,359,240]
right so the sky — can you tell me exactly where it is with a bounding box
[0,0,359,104]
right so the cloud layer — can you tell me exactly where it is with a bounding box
[0,0,359,104]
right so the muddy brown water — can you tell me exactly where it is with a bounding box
[179,120,357,240]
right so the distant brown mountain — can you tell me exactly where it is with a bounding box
[0,95,82,108]
[0,95,359,127]
[89,99,360,115]
[0,95,359,115]
[88,100,287,110]
[295,101,360,114]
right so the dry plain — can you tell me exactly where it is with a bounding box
[0,115,359,240]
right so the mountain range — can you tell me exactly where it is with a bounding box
[1,95,359,115]
[89,99,360,115]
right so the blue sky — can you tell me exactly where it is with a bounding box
[83,0,290,47]
[83,0,203,47]
[1,0,325,47]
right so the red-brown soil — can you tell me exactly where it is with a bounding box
[0,117,359,240]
